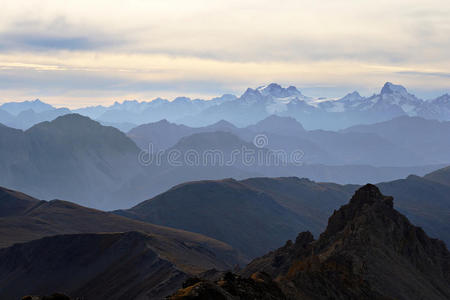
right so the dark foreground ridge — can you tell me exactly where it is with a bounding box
[171,184,450,300]
[0,186,242,300]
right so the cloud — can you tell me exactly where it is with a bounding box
[0,0,449,106]
[0,16,122,52]
[397,71,450,78]
[1,35,94,51]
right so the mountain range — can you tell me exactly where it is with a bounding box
[1,77,449,300]
[128,114,450,167]
[2,172,449,299]
[0,113,448,209]
[1,82,449,130]
[115,165,450,260]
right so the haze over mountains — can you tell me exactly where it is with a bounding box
[1,82,449,131]
[116,166,450,259]
[1,81,449,299]
[130,114,450,166]
[0,114,145,208]
[0,113,448,209]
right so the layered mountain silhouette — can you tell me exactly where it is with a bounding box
[116,166,450,260]
[0,113,447,210]
[343,116,450,163]
[0,186,242,299]
[0,99,54,115]
[128,114,450,167]
[173,185,450,300]
[116,178,316,259]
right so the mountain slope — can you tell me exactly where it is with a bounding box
[0,232,189,300]
[116,178,312,259]
[0,186,243,299]
[0,186,39,217]
[117,166,450,261]
[0,114,144,208]
[0,186,241,267]
[423,166,450,187]
[342,116,450,164]
[174,185,450,299]
[377,174,450,244]
[0,109,14,125]
[128,119,195,151]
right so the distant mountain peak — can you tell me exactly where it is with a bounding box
[211,94,237,102]
[240,88,264,105]
[432,93,450,104]
[348,91,362,97]
[259,114,302,126]
[242,87,262,97]
[209,119,236,128]
[0,99,55,115]
[287,85,300,92]
[340,91,364,102]
[247,114,305,134]
[53,113,93,123]
[154,118,171,125]
[381,82,409,95]
[28,114,116,134]
[257,83,304,98]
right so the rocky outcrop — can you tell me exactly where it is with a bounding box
[174,184,450,299]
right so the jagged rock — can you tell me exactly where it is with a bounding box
[173,184,450,299]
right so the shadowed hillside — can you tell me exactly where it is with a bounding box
[116,166,450,260]
[173,185,450,300]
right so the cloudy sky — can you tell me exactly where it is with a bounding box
[1,0,449,107]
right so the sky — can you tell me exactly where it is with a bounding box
[0,0,449,108]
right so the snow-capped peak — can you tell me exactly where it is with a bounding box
[380,82,409,96]
[431,93,450,105]
[340,91,364,103]
[257,83,304,99]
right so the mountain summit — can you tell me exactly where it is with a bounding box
[380,82,409,95]
[257,83,306,99]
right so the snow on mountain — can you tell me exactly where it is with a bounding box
[0,83,448,130]
[370,82,424,115]
[319,82,425,117]
[237,83,315,114]
[432,93,450,105]
[418,93,450,121]
[257,83,309,100]
[319,91,365,112]
[73,94,236,125]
